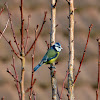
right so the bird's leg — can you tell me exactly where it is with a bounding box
[48,65,56,70]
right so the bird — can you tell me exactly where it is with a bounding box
[33,42,63,72]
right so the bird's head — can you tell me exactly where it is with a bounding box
[52,42,63,52]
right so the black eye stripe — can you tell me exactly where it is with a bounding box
[56,46,60,48]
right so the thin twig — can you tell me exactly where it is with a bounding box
[11,56,21,100]
[32,91,36,100]
[5,3,20,52]
[45,41,50,50]
[7,68,18,82]
[25,79,36,93]
[57,86,60,99]
[20,0,24,53]
[29,26,37,100]
[74,24,93,84]
[96,38,100,100]
[25,11,47,56]
[0,32,20,58]
[24,15,31,52]
[0,7,4,15]
[0,19,9,39]
[60,70,69,100]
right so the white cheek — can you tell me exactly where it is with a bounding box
[55,47,61,52]
[55,47,58,51]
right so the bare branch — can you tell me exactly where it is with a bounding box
[5,3,21,52]
[74,24,93,84]
[0,7,4,15]
[11,55,21,100]
[60,70,69,100]
[0,19,9,39]
[32,91,36,100]
[7,68,18,82]
[45,40,50,50]
[24,15,31,52]
[0,32,21,58]
[20,0,24,53]
[25,11,47,56]
[96,38,100,100]
[25,79,36,93]
[29,27,37,100]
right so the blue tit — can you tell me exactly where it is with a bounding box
[33,42,63,72]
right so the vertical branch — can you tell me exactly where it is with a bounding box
[29,26,37,100]
[96,38,100,100]
[25,15,31,53]
[20,0,25,100]
[20,0,24,54]
[67,0,74,100]
[50,0,57,100]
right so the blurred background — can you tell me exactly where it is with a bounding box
[0,0,100,100]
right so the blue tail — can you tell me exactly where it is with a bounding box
[33,64,42,72]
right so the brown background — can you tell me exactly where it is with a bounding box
[0,0,100,100]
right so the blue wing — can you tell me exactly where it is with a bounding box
[33,61,43,72]
[33,48,58,72]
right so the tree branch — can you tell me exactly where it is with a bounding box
[5,3,21,52]
[25,79,36,93]
[0,7,4,15]
[25,11,47,56]
[29,27,37,100]
[0,32,21,58]
[60,70,69,100]
[24,15,31,53]
[74,24,93,84]
[0,19,9,39]
[52,0,58,8]
[11,56,21,100]
[45,41,50,50]
[96,38,100,100]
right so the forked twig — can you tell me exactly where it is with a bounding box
[7,68,17,81]
[0,32,20,58]
[74,24,93,84]
[25,79,36,93]
[11,56,21,100]
[25,11,47,56]
[7,56,21,100]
